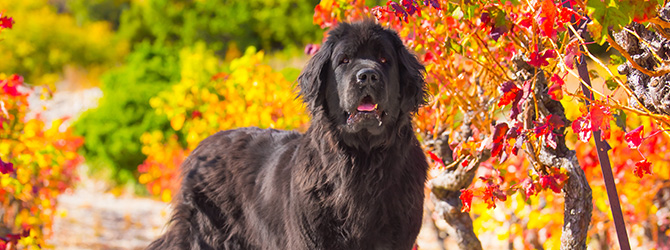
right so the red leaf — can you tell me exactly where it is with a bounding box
[0,157,14,175]
[633,159,652,178]
[491,122,511,159]
[508,81,533,119]
[388,1,409,22]
[460,189,474,213]
[523,179,537,199]
[423,52,435,62]
[564,40,580,69]
[492,123,509,143]
[589,105,609,130]
[191,110,202,119]
[547,113,565,128]
[539,171,566,193]
[498,81,521,107]
[427,151,444,167]
[600,126,611,140]
[491,142,504,158]
[518,15,533,29]
[539,175,550,189]
[534,114,563,138]
[505,123,520,140]
[537,0,558,38]
[625,125,644,149]
[540,115,565,148]
[1,74,24,97]
[461,159,469,167]
[548,74,565,101]
[479,177,506,209]
[401,0,420,16]
[548,184,561,193]
[371,6,387,21]
[571,117,592,142]
[589,104,611,140]
[528,49,556,68]
[0,15,13,29]
[558,6,579,24]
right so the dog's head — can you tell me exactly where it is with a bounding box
[299,21,427,148]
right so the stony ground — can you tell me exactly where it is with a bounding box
[48,170,170,250]
[47,173,444,250]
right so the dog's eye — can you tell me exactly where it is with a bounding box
[380,57,387,63]
[340,57,350,65]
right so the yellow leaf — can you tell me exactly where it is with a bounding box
[162,189,172,203]
[171,114,186,131]
[138,173,150,184]
[1,176,11,187]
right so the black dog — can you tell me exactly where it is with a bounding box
[147,21,429,250]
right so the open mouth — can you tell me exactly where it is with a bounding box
[346,95,384,126]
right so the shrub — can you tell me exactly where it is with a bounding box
[115,0,322,53]
[0,0,126,86]
[0,73,83,249]
[73,42,180,186]
[139,47,309,201]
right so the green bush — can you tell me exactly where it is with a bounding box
[74,42,180,185]
[116,0,322,53]
[66,0,131,30]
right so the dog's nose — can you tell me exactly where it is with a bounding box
[356,69,379,85]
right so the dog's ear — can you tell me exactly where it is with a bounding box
[298,42,332,113]
[396,42,428,114]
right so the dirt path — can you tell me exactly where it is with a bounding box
[48,175,443,250]
[48,169,170,250]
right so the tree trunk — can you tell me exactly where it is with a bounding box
[613,3,670,116]
[428,115,486,250]
[514,55,593,250]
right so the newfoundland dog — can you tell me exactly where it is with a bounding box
[147,21,429,250]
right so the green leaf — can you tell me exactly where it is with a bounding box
[609,54,626,65]
[605,77,619,91]
[464,4,478,19]
[588,69,600,80]
[607,0,619,8]
[614,109,627,130]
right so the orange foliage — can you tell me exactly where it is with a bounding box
[0,73,83,249]
[139,47,309,202]
[315,0,670,248]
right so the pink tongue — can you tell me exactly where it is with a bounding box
[357,103,376,112]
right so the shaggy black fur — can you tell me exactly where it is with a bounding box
[147,21,429,250]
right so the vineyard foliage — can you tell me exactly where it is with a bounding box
[4,0,670,249]
[138,46,309,202]
[315,0,670,248]
[0,22,83,249]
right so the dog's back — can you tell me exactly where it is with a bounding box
[148,127,302,250]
